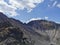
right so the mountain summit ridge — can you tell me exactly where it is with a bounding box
[0,12,60,45]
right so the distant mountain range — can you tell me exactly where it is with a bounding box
[0,12,60,45]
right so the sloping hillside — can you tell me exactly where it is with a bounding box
[0,12,60,45]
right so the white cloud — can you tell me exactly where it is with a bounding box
[9,0,44,12]
[57,4,60,8]
[49,0,60,9]
[0,0,44,17]
[52,1,57,7]
[26,18,42,23]
[55,21,60,24]
[0,0,18,17]
[44,16,48,20]
[48,1,57,8]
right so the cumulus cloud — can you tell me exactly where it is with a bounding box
[44,16,48,20]
[57,3,60,8]
[9,0,44,12]
[26,18,42,23]
[56,22,60,24]
[26,16,49,23]
[0,0,44,16]
[0,0,18,17]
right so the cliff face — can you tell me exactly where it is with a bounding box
[26,20,60,45]
[0,12,60,45]
[0,12,34,45]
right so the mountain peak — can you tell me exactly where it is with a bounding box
[0,12,8,23]
[27,20,58,30]
[0,12,7,17]
[0,12,4,14]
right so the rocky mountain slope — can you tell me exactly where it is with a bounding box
[0,12,60,45]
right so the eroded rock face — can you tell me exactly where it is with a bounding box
[0,27,30,45]
[0,12,60,45]
[0,27,20,43]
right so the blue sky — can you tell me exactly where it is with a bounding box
[0,0,60,23]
